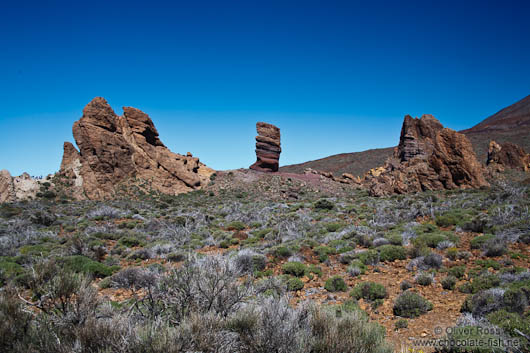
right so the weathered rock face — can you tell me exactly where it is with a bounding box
[365,115,489,196]
[0,170,43,202]
[487,140,530,172]
[0,170,15,203]
[250,122,281,172]
[59,97,214,200]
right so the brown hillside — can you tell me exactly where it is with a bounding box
[279,147,394,177]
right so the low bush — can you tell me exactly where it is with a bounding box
[441,276,457,290]
[378,245,407,262]
[285,277,304,291]
[448,265,466,279]
[395,318,408,329]
[470,234,495,249]
[351,282,387,301]
[400,280,413,291]
[356,250,380,266]
[393,291,433,318]
[325,276,347,292]
[314,199,334,210]
[415,272,433,286]
[60,255,119,278]
[282,262,307,277]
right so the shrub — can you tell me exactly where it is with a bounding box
[314,245,335,262]
[448,265,466,279]
[470,274,500,293]
[400,280,413,291]
[118,236,145,248]
[272,246,292,259]
[446,247,458,260]
[483,238,507,257]
[347,260,366,277]
[470,234,495,249]
[503,288,528,313]
[282,262,307,277]
[325,276,347,292]
[314,199,334,210]
[461,288,505,316]
[415,272,433,286]
[442,276,457,290]
[393,291,433,318]
[487,310,530,349]
[351,282,387,301]
[423,253,442,269]
[378,245,407,262]
[356,250,380,265]
[395,319,408,329]
[285,277,304,291]
[60,256,119,278]
[325,222,342,232]
[308,265,323,277]
[226,221,246,231]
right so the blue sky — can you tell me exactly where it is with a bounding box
[1,0,529,176]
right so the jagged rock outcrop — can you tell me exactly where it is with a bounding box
[365,115,489,196]
[487,140,530,172]
[59,97,214,200]
[0,170,44,202]
[0,170,15,203]
[250,122,281,172]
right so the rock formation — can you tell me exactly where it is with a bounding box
[250,122,281,172]
[0,170,44,202]
[0,170,15,203]
[365,115,489,196]
[59,97,214,200]
[487,140,530,172]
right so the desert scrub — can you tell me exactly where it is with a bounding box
[470,234,495,249]
[415,272,434,286]
[393,291,433,318]
[60,256,120,278]
[441,276,457,290]
[226,221,246,231]
[324,222,342,232]
[378,245,407,262]
[350,282,387,301]
[356,249,380,265]
[325,276,347,292]
[394,318,408,329]
[448,265,466,279]
[271,246,292,259]
[314,245,335,262]
[285,277,304,291]
[313,199,334,210]
[281,262,307,277]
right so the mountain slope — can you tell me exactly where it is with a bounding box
[280,95,530,176]
[461,94,530,161]
[279,147,394,177]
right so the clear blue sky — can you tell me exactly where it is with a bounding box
[1,0,529,176]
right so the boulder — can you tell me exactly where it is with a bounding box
[487,140,530,171]
[60,97,214,200]
[0,170,15,203]
[250,122,281,172]
[364,115,489,196]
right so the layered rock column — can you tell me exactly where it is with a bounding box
[250,122,281,172]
